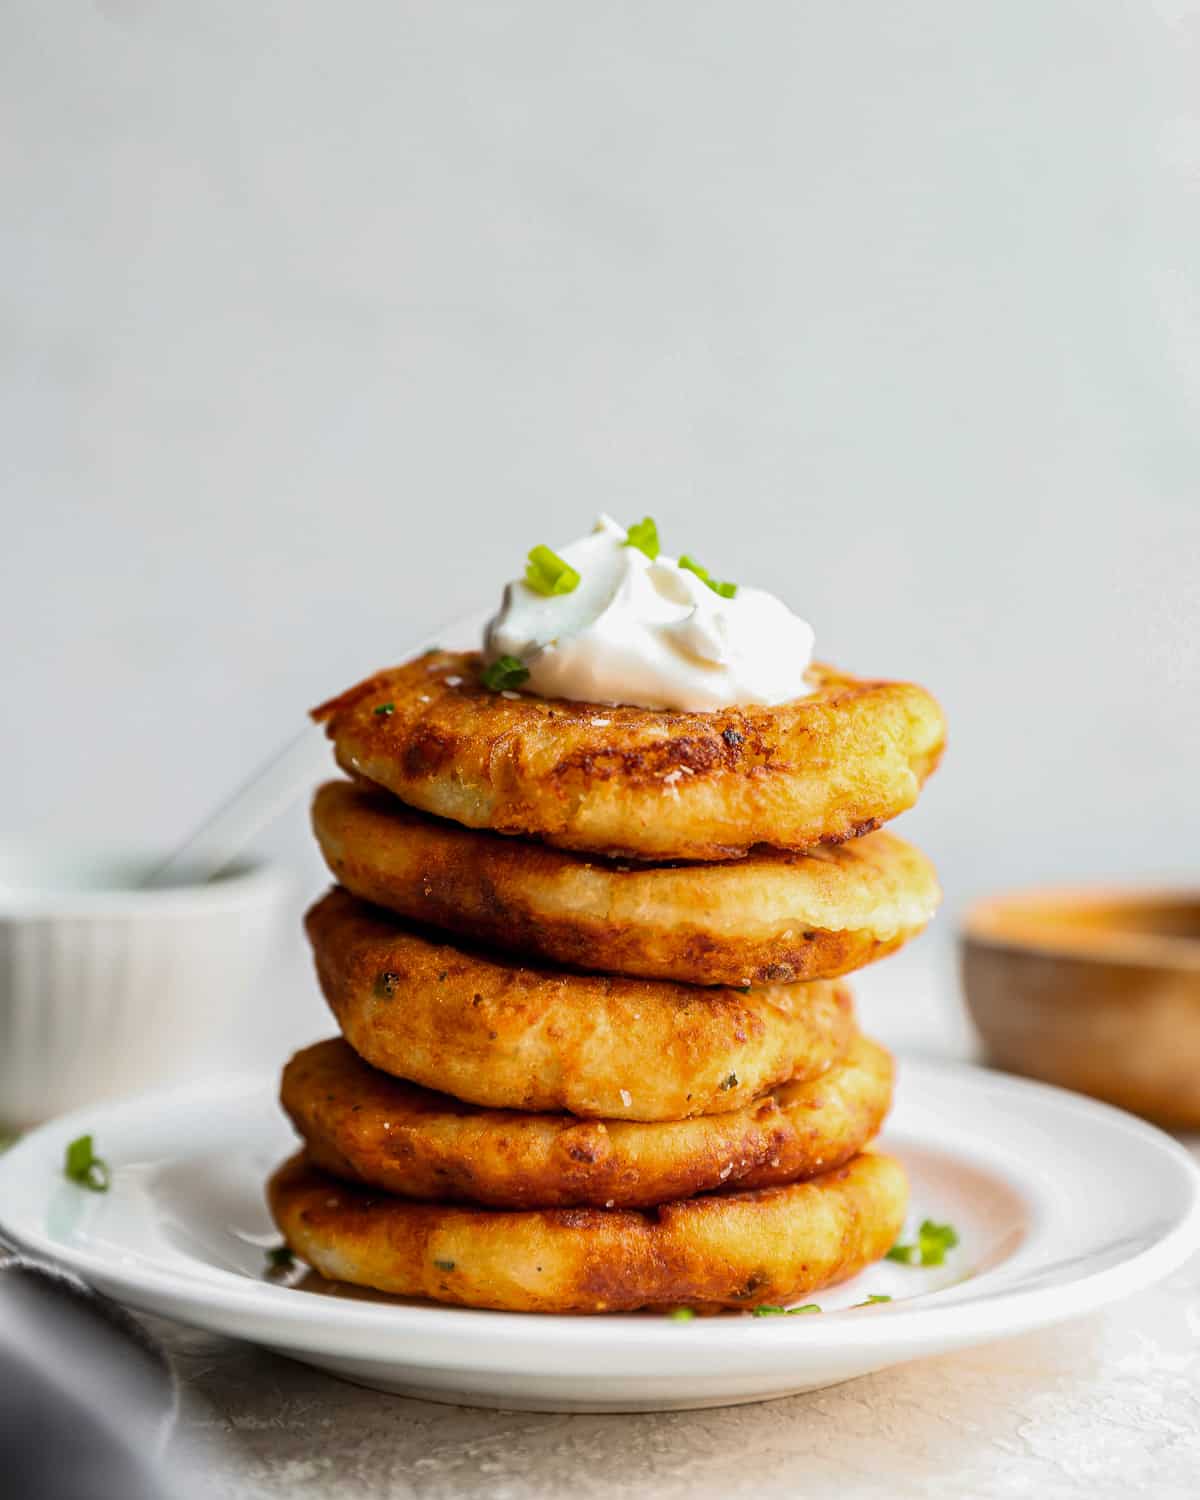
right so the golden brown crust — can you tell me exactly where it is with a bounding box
[312,780,941,987]
[268,1149,908,1312]
[311,652,946,860]
[281,1034,893,1209]
[306,888,856,1120]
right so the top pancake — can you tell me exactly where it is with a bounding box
[312,650,946,861]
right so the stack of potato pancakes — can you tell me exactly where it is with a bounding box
[269,649,945,1314]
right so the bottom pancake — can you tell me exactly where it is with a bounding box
[281,1033,893,1208]
[267,1150,907,1313]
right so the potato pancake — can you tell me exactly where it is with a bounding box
[307,888,855,1120]
[312,651,945,860]
[312,779,940,987]
[268,1149,907,1313]
[281,1033,892,1209]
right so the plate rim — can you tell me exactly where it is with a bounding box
[2,1056,1199,1364]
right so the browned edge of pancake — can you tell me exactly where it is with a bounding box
[268,1148,909,1312]
[312,651,946,860]
[307,887,856,1120]
[281,1032,894,1208]
[312,778,941,986]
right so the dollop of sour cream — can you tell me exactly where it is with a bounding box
[484,516,815,710]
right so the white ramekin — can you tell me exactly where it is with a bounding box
[0,847,290,1129]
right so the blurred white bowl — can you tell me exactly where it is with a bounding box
[0,847,289,1129]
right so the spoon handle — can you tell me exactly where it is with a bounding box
[143,606,493,888]
[141,727,328,887]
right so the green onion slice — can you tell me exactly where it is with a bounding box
[666,1307,696,1321]
[917,1219,959,1264]
[525,544,580,597]
[886,1219,959,1267]
[678,553,738,599]
[481,655,530,692]
[624,516,660,560]
[64,1134,111,1193]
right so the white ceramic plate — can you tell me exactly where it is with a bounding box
[1,1060,1197,1412]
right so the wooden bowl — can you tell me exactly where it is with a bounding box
[962,887,1200,1128]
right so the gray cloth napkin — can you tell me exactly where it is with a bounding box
[0,1250,191,1499]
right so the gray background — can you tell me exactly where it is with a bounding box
[3,2,1197,1053]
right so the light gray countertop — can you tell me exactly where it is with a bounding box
[150,954,1200,1498]
[161,1258,1200,1500]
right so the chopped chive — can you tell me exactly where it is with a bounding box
[373,702,395,717]
[624,516,660,560]
[917,1219,960,1266]
[678,554,737,599]
[666,1307,695,1321]
[788,1303,822,1315]
[854,1294,892,1307]
[525,544,580,597]
[887,1219,959,1268]
[266,1244,294,1271]
[481,655,530,692]
[0,1131,18,1155]
[752,1305,786,1317]
[64,1134,111,1193]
